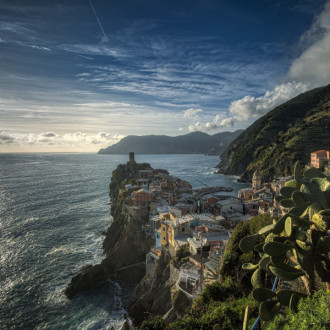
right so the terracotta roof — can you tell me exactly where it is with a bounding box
[311,150,329,154]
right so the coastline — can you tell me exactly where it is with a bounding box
[64,154,241,327]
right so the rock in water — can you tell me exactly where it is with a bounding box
[64,264,110,298]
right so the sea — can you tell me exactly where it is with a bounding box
[0,153,249,329]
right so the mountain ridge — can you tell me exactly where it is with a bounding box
[98,130,244,155]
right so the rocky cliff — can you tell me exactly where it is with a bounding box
[65,162,154,299]
[65,160,193,327]
[128,249,192,326]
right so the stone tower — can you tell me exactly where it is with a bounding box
[252,170,262,190]
[129,152,135,164]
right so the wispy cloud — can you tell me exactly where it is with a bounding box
[60,44,124,58]
[30,45,51,51]
[0,21,34,35]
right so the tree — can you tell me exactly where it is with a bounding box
[320,159,329,172]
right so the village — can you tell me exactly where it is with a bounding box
[119,150,330,300]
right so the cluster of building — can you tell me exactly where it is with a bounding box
[122,150,329,299]
[238,149,330,218]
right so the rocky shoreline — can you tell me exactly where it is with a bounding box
[114,264,146,309]
[65,160,169,327]
[65,157,212,327]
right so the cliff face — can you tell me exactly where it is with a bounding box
[65,161,192,327]
[217,84,330,181]
[65,162,154,298]
[102,204,153,269]
[128,249,173,325]
[128,248,192,326]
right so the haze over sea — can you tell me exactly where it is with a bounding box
[0,153,248,329]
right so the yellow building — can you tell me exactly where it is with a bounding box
[161,221,169,246]
[161,215,193,249]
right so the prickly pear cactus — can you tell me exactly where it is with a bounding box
[239,161,330,321]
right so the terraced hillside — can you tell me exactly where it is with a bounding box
[216,84,330,181]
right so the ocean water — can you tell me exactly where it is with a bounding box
[0,153,249,329]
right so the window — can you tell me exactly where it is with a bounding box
[163,237,165,240]
[162,227,165,231]
[182,228,185,232]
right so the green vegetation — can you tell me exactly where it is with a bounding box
[217,84,330,180]
[172,244,190,268]
[239,162,330,322]
[220,214,274,288]
[320,159,329,172]
[140,315,168,330]
[168,280,258,329]
[266,289,330,330]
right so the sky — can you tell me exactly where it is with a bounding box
[0,0,330,152]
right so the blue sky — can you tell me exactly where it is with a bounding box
[1,0,330,152]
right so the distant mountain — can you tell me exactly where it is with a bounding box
[98,130,244,155]
[216,84,330,181]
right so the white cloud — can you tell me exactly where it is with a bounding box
[188,122,205,132]
[188,114,235,132]
[205,115,235,130]
[228,81,309,121]
[183,108,203,119]
[0,130,124,150]
[288,1,330,85]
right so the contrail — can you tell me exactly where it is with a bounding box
[88,0,108,42]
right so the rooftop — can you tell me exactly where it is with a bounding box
[311,150,329,154]
[167,214,195,227]
[175,235,189,247]
[194,213,215,222]
[135,188,152,194]
[217,198,242,206]
[204,231,230,242]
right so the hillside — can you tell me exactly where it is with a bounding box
[216,84,330,181]
[98,130,243,155]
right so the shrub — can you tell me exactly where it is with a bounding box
[173,245,190,268]
[266,290,330,330]
[219,214,274,287]
[140,315,168,330]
